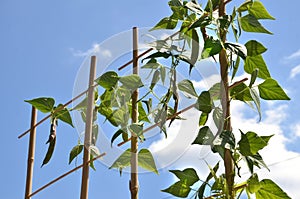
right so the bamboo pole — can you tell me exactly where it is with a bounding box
[24,107,37,199]
[80,55,97,199]
[28,153,106,198]
[130,27,139,199]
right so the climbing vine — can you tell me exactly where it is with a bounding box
[23,0,292,198]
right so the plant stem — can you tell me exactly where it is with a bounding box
[219,0,234,198]
[130,27,139,199]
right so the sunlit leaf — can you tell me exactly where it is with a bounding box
[119,74,144,91]
[249,88,261,121]
[225,42,247,60]
[25,97,55,113]
[256,179,291,199]
[138,149,158,174]
[161,181,191,198]
[248,1,275,20]
[109,149,131,172]
[258,79,290,100]
[138,102,150,123]
[195,91,212,113]
[201,37,222,59]
[95,71,119,89]
[199,112,208,126]
[185,1,203,14]
[170,168,199,186]
[192,126,214,145]
[247,173,261,194]
[178,79,198,98]
[244,55,270,79]
[239,14,272,34]
[54,104,74,127]
[245,40,267,56]
[238,131,273,156]
[151,17,178,31]
[69,144,83,164]
[150,70,160,90]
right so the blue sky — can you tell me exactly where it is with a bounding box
[1,0,300,198]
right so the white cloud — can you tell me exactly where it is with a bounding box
[70,43,112,58]
[150,96,299,198]
[286,49,300,60]
[290,64,300,78]
[291,123,300,137]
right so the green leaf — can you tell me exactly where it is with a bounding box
[109,149,131,171]
[258,79,290,100]
[201,37,222,59]
[238,131,273,156]
[189,29,200,73]
[54,104,74,127]
[189,15,211,29]
[192,126,214,145]
[143,52,172,62]
[230,83,252,102]
[170,168,199,187]
[199,112,208,126]
[89,154,96,171]
[213,107,223,129]
[141,58,161,69]
[237,0,252,12]
[208,83,220,100]
[231,56,240,80]
[138,149,158,174]
[178,79,198,98]
[150,70,160,90]
[95,71,119,89]
[256,179,291,199]
[161,181,191,198]
[249,68,259,88]
[204,0,220,12]
[245,40,267,56]
[225,42,247,60]
[248,1,275,20]
[138,102,150,123]
[111,129,124,146]
[184,1,203,15]
[244,55,271,79]
[250,88,261,121]
[92,124,99,145]
[69,144,83,164]
[41,137,56,167]
[129,123,144,138]
[239,14,272,34]
[160,66,166,84]
[119,74,144,91]
[151,17,178,31]
[90,145,100,157]
[25,97,55,113]
[247,173,261,194]
[195,91,212,113]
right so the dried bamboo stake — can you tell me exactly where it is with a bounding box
[80,55,97,199]
[24,107,37,199]
[28,153,106,198]
[130,27,139,199]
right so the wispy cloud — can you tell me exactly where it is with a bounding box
[149,74,298,198]
[70,43,112,58]
[290,64,300,78]
[286,49,300,60]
